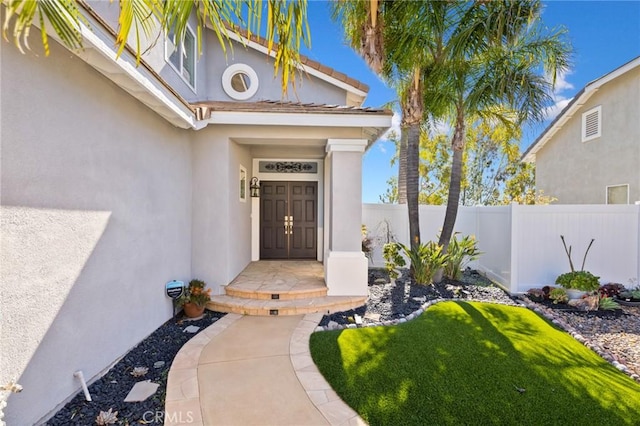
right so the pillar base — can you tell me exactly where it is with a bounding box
[325,251,368,296]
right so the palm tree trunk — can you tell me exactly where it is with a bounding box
[406,123,421,249]
[398,128,408,204]
[438,110,466,252]
[434,108,465,283]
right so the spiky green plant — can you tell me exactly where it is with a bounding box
[443,234,481,280]
[598,296,621,311]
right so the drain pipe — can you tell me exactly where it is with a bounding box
[73,371,92,402]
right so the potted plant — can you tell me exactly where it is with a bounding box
[555,236,599,299]
[617,287,640,307]
[176,279,212,318]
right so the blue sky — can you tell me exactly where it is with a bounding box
[298,1,640,203]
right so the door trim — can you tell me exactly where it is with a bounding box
[251,158,324,261]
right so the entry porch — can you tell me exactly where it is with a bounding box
[208,261,366,316]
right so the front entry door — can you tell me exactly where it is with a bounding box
[260,181,317,259]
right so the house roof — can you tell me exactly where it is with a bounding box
[192,100,392,145]
[522,56,640,163]
[192,100,391,120]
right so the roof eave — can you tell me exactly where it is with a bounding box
[196,110,392,144]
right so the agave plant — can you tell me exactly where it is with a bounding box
[598,296,621,311]
[130,366,149,377]
[95,408,118,425]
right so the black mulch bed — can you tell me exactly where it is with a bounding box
[319,267,511,327]
[46,310,226,426]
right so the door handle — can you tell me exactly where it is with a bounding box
[283,216,294,235]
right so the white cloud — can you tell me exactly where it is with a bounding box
[380,111,401,141]
[432,119,452,137]
[378,143,387,154]
[543,96,573,121]
[551,69,574,94]
[543,69,575,121]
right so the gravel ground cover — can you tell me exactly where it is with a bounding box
[46,310,225,426]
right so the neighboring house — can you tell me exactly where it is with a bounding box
[522,56,640,204]
[0,3,391,424]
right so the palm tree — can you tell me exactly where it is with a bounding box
[433,0,571,279]
[332,0,455,249]
[1,0,309,95]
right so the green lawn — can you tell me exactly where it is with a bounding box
[310,301,640,425]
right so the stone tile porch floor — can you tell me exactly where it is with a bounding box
[224,260,327,299]
[165,261,366,426]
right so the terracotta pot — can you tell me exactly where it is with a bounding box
[183,302,205,318]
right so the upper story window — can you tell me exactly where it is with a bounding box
[222,64,259,100]
[166,26,196,90]
[581,105,601,142]
[606,184,629,204]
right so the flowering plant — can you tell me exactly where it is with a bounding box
[176,279,211,307]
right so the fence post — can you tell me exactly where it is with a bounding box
[509,202,519,294]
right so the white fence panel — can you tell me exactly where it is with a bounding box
[362,203,640,294]
[511,204,640,293]
[475,206,511,288]
[362,204,408,265]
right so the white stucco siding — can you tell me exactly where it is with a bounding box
[536,68,640,204]
[191,130,231,294]
[1,40,192,425]
[228,141,254,280]
[204,33,348,105]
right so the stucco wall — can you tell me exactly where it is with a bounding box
[535,68,640,204]
[191,131,230,293]
[228,142,254,281]
[1,40,192,425]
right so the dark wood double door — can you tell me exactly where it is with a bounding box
[260,181,317,259]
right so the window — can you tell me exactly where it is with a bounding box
[239,166,247,202]
[582,105,601,142]
[222,64,259,100]
[606,184,629,204]
[165,26,196,89]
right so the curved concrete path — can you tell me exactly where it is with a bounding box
[165,313,365,426]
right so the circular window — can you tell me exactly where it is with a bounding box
[222,64,259,100]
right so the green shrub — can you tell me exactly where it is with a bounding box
[555,271,600,291]
[383,241,448,285]
[382,242,403,279]
[443,234,481,280]
[549,288,568,304]
[598,296,621,311]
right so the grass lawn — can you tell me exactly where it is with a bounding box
[310,301,640,425]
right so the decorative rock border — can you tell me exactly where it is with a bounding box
[313,296,640,384]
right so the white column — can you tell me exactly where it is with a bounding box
[324,139,368,296]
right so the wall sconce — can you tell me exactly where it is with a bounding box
[250,177,260,197]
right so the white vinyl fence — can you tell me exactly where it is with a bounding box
[362,203,640,294]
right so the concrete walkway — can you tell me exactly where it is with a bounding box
[165,313,365,426]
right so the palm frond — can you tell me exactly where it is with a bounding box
[2,0,85,56]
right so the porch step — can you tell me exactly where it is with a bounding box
[225,285,327,301]
[207,294,366,316]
